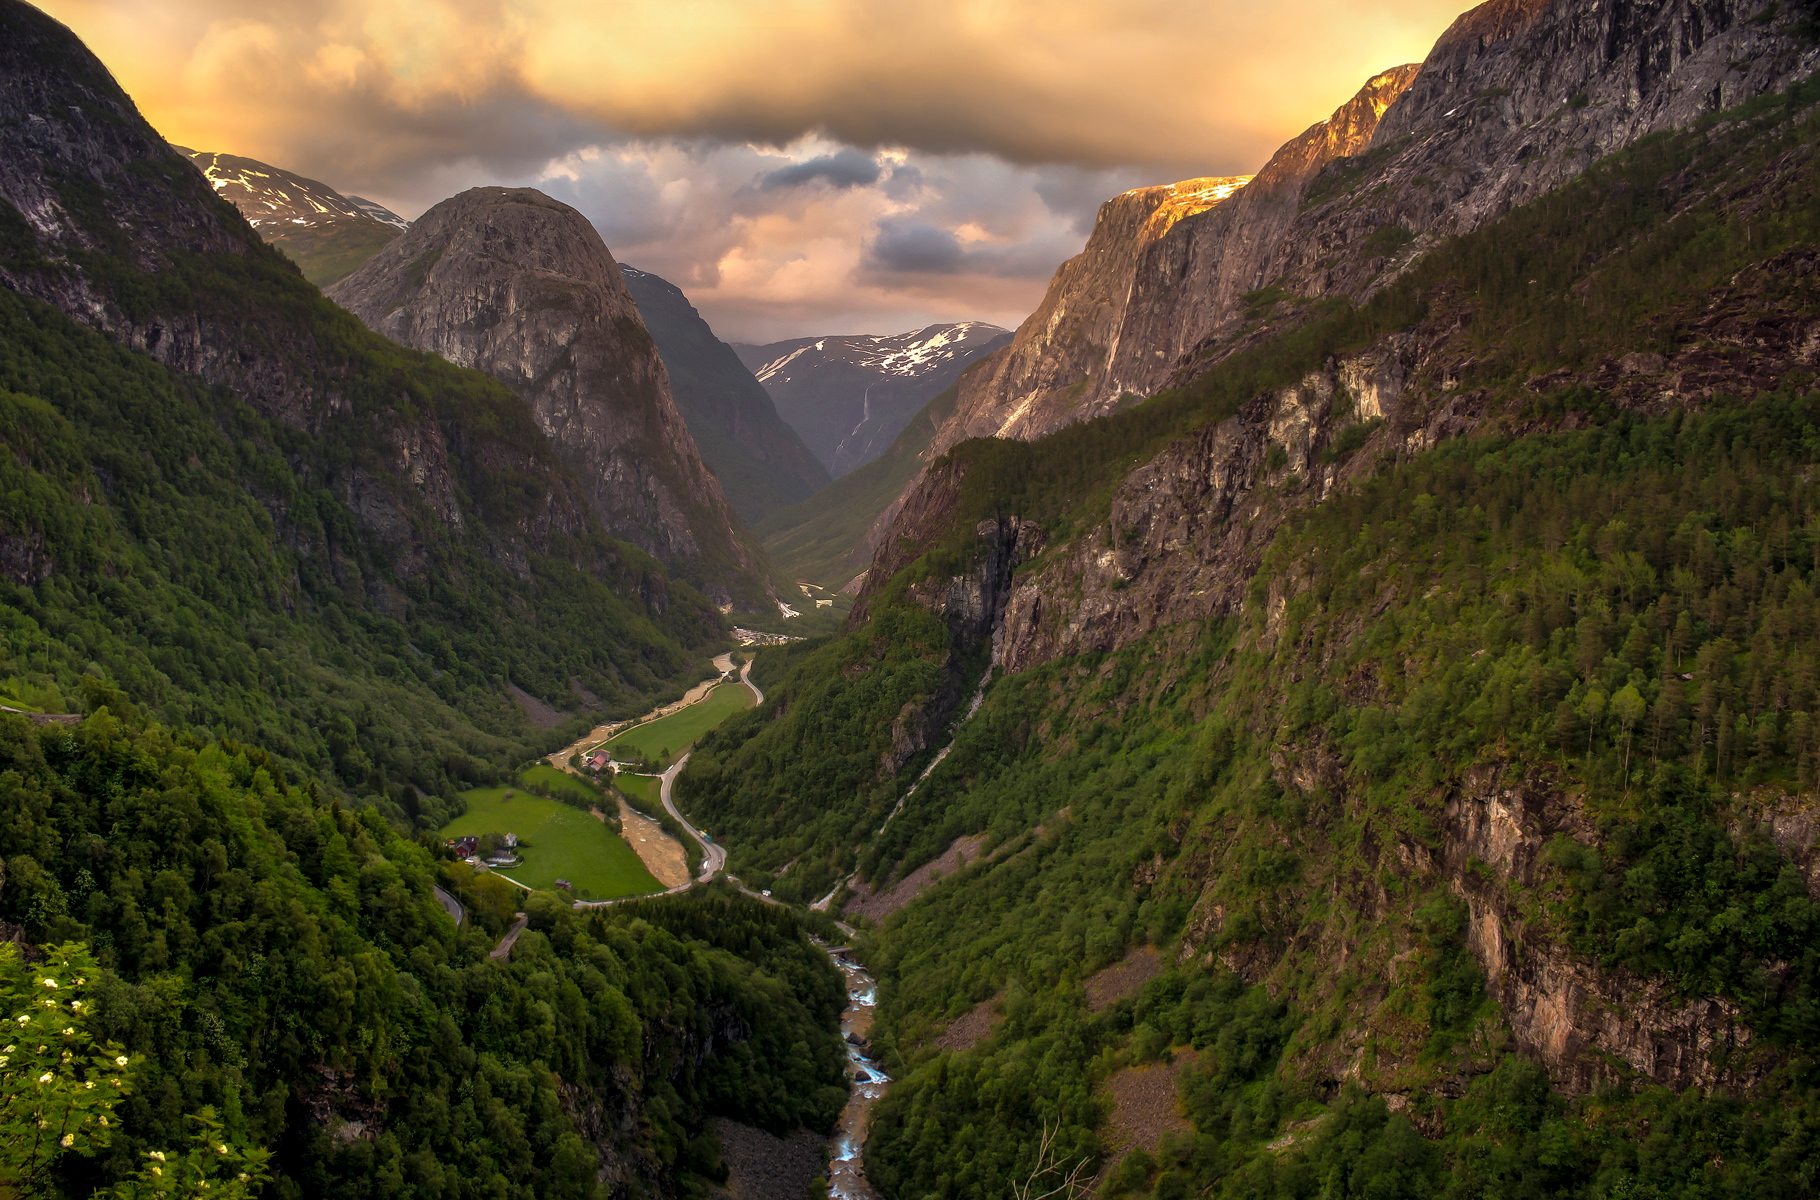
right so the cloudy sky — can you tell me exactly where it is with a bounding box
[41,0,1467,342]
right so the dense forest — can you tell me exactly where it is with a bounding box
[0,282,726,829]
[8,0,1820,1197]
[0,0,741,830]
[0,712,846,1198]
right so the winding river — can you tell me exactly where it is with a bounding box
[545,653,892,1191]
[827,943,887,1200]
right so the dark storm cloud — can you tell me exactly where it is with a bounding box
[868,219,966,273]
[754,148,882,192]
[45,0,1467,183]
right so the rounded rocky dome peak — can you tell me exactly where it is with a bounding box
[415,186,597,236]
[434,185,577,212]
[396,185,623,280]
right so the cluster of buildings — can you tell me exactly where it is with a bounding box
[445,832,520,868]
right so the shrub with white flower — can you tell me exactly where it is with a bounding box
[0,942,132,1192]
[108,1108,272,1200]
[0,943,271,1200]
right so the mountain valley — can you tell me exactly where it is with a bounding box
[5,0,1820,1197]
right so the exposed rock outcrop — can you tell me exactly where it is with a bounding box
[853,488,1043,774]
[1242,0,1820,328]
[988,340,1420,675]
[1442,763,1758,1092]
[330,188,759,597]
[922,0,1818,469]
[930,178,1251,449]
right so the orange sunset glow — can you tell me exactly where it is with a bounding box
[37,0,1468,339]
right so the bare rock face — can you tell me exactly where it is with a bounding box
[933,178,1251,449]
[1256,0,1819,316]
[986,339,1420,675]
[1109,66,1422,394]
[925,0,1817,470]
[329,187,755,589]
[928,70,1412,464]
[1442,763,1758,1092]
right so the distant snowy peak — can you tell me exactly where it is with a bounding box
[738,321,1013,477]
[752,322,1011,387]
[180,149,408,233]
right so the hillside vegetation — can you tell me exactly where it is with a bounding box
[681,77,1820,1197]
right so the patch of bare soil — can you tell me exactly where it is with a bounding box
[506,683,565,730]
[708,1117,827,1200]
[845,833,988,922]
[931,994,1003,1054]
[614,796,689,889]
[1102,1048,1199,1161]
[1084,946,1163,1013]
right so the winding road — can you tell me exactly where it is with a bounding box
[478,648,882,1191]
[659,754,725,882]
[655,656,761,886]
[432,884,466,927]
[489,912,529,960]
[569,654,761,906]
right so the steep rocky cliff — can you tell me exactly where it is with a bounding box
[1236,0,1820,335]
[1437,763,1758,1093]
[620,265,830,522]
[931,178,1251,451]
[923,0,1818,472]
[329,188,763,601]
[0,1,621,575]
[926,77,1403,459]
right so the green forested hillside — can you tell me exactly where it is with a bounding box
[0,282,716,829]
[0,713,846,1198]
[0,0,740,831]
[680,78,1820,1198]
[0,6,846,1196]
[855,395,1820,1198]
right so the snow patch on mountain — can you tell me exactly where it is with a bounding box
[752,322,1010,387]
[181,149,408,233]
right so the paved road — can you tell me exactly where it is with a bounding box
[524,648,765,913]
[661,754,727,882]
[489,911,529,960]
[432,884,466,927]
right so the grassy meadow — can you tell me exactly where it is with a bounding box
[605,680,755,763]
[439,787,660,900]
